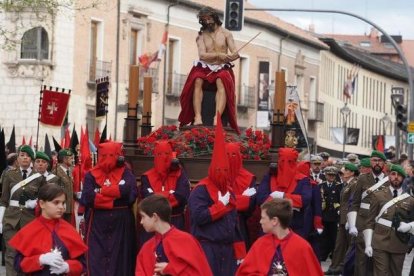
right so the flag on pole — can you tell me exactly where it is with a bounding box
[64,126,71,148]
[138,29,168,70]
[7,125,16,153]
[343,65,359,99]
[39,89,70,126]
[94,127,100,148]
[52,136,62,152]
[22,136,26,146]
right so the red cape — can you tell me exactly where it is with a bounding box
[178,65,239,134]
[135,227,212,276]
[236,231,323,276]
[9,216,87,274]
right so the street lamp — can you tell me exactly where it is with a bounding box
[340,103,351,159]
[380,113,391,135]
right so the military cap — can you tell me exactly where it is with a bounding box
[310,155,323,163]
[371,150,386,161]
[58,148,73,158]
[18,145,35,160]
[324,166,337,175]
[346,153,359,161]
[390,164,407,178]
[359,157,371,168]
[344,162,358,172]
[35,151,50,163]
[319,152,330,160]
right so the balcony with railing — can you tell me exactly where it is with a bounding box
[87,59,112,87]
[237,85,256,113]
[139,67,159,98]
[307,101,324,122]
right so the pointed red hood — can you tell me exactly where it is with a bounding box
[208,113,230,193]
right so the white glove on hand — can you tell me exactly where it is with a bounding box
[242,187,256,197]
[363,229,373,257]
[0,206,5,234]
[317,228,323,234]
[25,199,37,209]
[397,222,413,233]
[270,191,284,199]
[345,222,349,230]
[236,259,243,265]
[347,211,358,236]
[218,191,230,206]
[365,246,373,257]
[39,252,64,267]
[147,188,154,194]
[50,261,69,274]
[349,226,358,237]
[169,190,175,195]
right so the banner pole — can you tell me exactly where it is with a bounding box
[36,84,45,150]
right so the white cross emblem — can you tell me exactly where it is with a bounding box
[47,102,58,115]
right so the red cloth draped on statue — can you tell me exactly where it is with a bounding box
[178,65,240,134]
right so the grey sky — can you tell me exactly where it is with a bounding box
[248,0,414,39]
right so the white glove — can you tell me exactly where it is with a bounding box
[25,199,37,209]
[270,191,284,199]
[345,222,349,230]
[347,211,358,236]
[236,259,243,265]
[317,228,323,234]
[118,179,125,185]
[39,252,64,267]
[147,188,154,193]
[169,190,175,194]
[218,191,230,206]
[242,187,256,197]
[50,261,69,274]
[397,221,414,233]
[0,206,5,234]
[76,192,82,200]
[363,229,373,257]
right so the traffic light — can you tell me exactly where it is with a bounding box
[225,0,244,31]
[396,104,407,131]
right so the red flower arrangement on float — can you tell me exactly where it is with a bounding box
[136,125,271,160]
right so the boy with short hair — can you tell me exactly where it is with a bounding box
[237,198,323,276]
[136,195,212,276]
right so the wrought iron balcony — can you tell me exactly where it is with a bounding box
[88,59,112,83]
[307,101,324,122]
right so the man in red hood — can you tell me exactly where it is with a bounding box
[257,148,313,238]
[225,142,257,248]
[188,114,246,276]
[80,142,138,276]
[138,141,190,250]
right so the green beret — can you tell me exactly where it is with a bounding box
[58,149,73,157]
[390,164,407,177]
[359,157,371,168]
[35,151,50,163]
[344,163,358,172]
[371,150,386,161]
[19,145,35,160]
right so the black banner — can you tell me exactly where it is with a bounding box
[96,77,109,117]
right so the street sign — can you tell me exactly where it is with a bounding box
[408,133,414,144]
[408,122,414,133]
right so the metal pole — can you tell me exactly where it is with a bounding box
[395,123,400,159]
[342,118,346,159]
[245,7,414,159]
[114,0,121,140]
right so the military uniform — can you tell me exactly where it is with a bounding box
[0,167,46,275]
[350,172,388,276]
[319,172,342,261]
[366,187,414,276]
[56,165,73,223]
[329,176,358,273]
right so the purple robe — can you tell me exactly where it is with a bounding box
[81,168,138,276]
[257,173,312,238]
[188,184,242,276]
[137,170,190,250]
